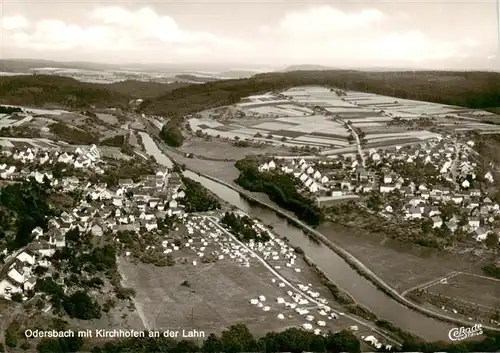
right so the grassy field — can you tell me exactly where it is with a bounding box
[425,273,500,310]
[115,214,386,339]
[117,256,354,336]
[316,222,484,292]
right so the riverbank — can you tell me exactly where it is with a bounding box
[192,170,500,334]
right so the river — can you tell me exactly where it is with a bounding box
[184,170,455,341]
[138,132,173,168]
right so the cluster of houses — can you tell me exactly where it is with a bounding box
[0,145,190,300]
[0,144,105,179]
[259,134,500,243]
[259,159,329,194]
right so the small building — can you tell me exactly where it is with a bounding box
[431,216,443,228]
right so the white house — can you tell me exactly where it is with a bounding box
[331,189,343,197]
[380,184,395,193]
[16,251,35,266]
[7,264,25,285]
[258,163,269,172]
[406,206,422,219]
[169,200,178,209]
[451,196,463,204]
[268,160,276,169]
[0,279,22,298]
[145,221,158,231]
[23,277,37,291]
[91,224,104,237]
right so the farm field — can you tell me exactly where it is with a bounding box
[188,85,499,155]
[179,139,292,161]
[0,137,61,149]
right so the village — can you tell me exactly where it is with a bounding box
[257,133,500,246]
[0,143,190,299]
[0,142,397,350]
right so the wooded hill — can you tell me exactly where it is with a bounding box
[140,70,500,117]
[0,75,188,108]
[1,70,499,115]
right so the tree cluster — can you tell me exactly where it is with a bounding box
[235,158,323,226]
[482,263,500,279]
[0,178,53,249]
[0,75,130,109]
[221,212,270,242]
[100,134,133,154]
[0,105,22,114]
[160,119,184,147]
[35,277,102,320]
[179,177,221,212]
[402,330,500,352]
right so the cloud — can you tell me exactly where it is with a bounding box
[279,6,385,36]
[1,6,242,60]
[0,5,490,66]
[1,15,29,30]
[250,6,485,66]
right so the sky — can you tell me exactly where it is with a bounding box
[1,0,499,70]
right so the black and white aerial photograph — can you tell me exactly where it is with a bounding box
[0,0,500,352]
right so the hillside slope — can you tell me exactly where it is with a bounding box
[0,75,192,109]
[1,70,499,116]
[0,75,131,109]
[141,70,500,117]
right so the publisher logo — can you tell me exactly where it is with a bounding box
[448,324,483,341]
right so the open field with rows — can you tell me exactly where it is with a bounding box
[187,86,499,156]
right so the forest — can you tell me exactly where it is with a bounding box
[0,178,53,250]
